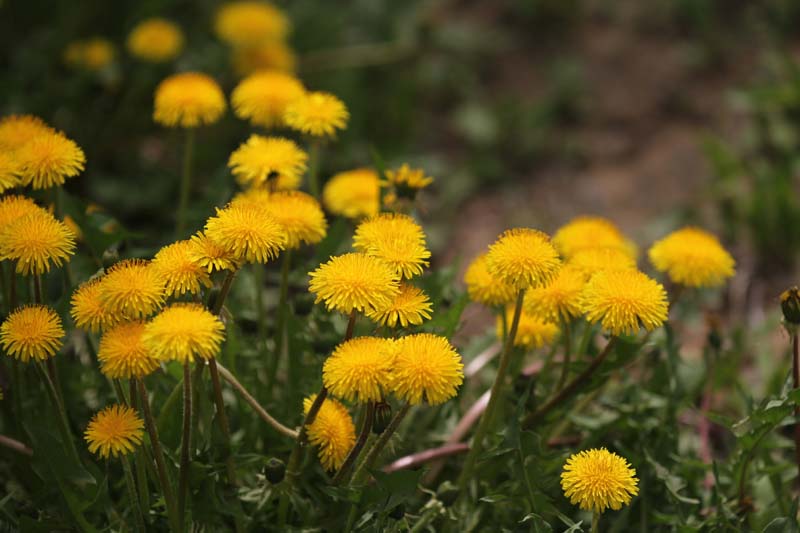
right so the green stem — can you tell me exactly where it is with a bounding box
[176,127,196,237]
[122,455,147,533]
[351,402,411,485]
[270,251,292,390]
[456,289,525,495]
[208,358,237,486]
[308,140,321,199]
[212,270,237,316]
[792,330,800,485]
[555,319,572,392]
[254,263,266,357]
[332,401,376,484]
[178,363,193,529]
[37,361,80,464]
[577,322,595,359]
[128,382,150,514]
[137,379,180,533]
[522,337,618,429]
[592,512,600,533]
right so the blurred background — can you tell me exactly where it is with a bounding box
[3,0,800,321]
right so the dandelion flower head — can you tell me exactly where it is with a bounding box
[188,232,238,273]
[581,269,668,336]
[303,395,356,472]
[0,153,21,192]
[84,405,144,459]
[228,135,307,190]
[463,253,517,307]
[127,18,185,63]
[524,265,586,322]
[64,38,115,71]
[323,337,396,403]
[366,283,433,328]
[215,1,289,47]
[152,240,212,297]
[648,226,735,288]
[232,71,305,127]
[0,115,53,151]
[143,303,225,364]
[553,216,635,260]
[15,129,86,189]
[392,333,463,405]
[497,307,559,349]
[99,259,165,321]
[486,228,562,290]
[383,163,434,192]
[353,213,431,279]
[568,247,637,278]
[308,252,400,314]
[0,210,76,275]
[284,91,349,138]
[204,203,287,264]
[153,72,226,128]
[1,305,64,362]
[233,190,327,249]
[322,168,380,219]
[71,278,117,333]
[561,448,639,513]
[0,195,44,230]
[98,321,160,379]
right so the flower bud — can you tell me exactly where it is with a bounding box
[372,401,392,435]
[781,287,800,326]
[264,457,286,484]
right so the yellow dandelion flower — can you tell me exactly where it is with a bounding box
[581,270,668,336]
[71,278,117,333]
[153,72,226,128]
[322,168,380,219]
[84,405,144,459]
[1,305,64,362]
[308,252,400,314]
[228,135,307,190]
[284,91,349,138]
[353,213,431,279]
[188,232,238,273]
[204,203,287,264]
[0,153,22,192]
[15,129,86,189]
[99,260,165,320]
[303,395,356,471]
[127,18,184,63]
[366,283,433,328]
[64,38,115,71]
[568,247,637,278]
[486,228,562,291]
[231,41,296,76]
[98,321,160,379]
[524,265,586,322]
[0,115,53,151]
[232,190,327,248]
[383,164,434,191]
[232,71,305,127]
[648,226,735,288]
[553,216,635,259]
[0,210,76,275]
[143,303,225,364]
[323,337,396,403]
[561,448,639,513]
[463,253,516,307]
[0,195,44,230]
[497,307,558,349]
[392,334,463,405]
[152,240,212,297]
[215,1,289,47]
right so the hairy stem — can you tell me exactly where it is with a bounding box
[176,127,196,237]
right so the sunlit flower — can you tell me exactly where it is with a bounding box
[231,41,296,76]
[553,216,635,260]
[233,190,327,248]
[366,283,433,327]
[1,305,64,362]
[497,307,558,348]
[323,337,396,403]
[188,232,238,273]
[99,259,165,320]
[0,153,21,192]
[383,164,433,192]
[648,226,735,288]
[486,228,562,290]
[84,405,144,459]
[308,252,400,314]
[303,395,356,471]
[524,265,586,322]
[284,91,349,137]
[71,278,116,333]
[561,448,638,513]
[153,72,226,128]
[0,210,76,275]
[98,321,160,379]
[214,1,289,47]
[204,203,287,264]
[228,135,307,190]
[0,115,53,151]
[15,129,86,189]
[0,195,43,230]
[232,71,305,127]
[581,270,668,336]
[152,240,212,297]
[353,213,430,279]
[568,247,637,278]
[143,303,225,364]
[64,38,115,71]
[463,253,516,307]
[127,18,185,63]
[392,333,463,405]
[322,168,380,219]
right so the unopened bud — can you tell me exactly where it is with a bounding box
[372,401,392,435]
[781,287,800,326]
[264,457,285,484]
